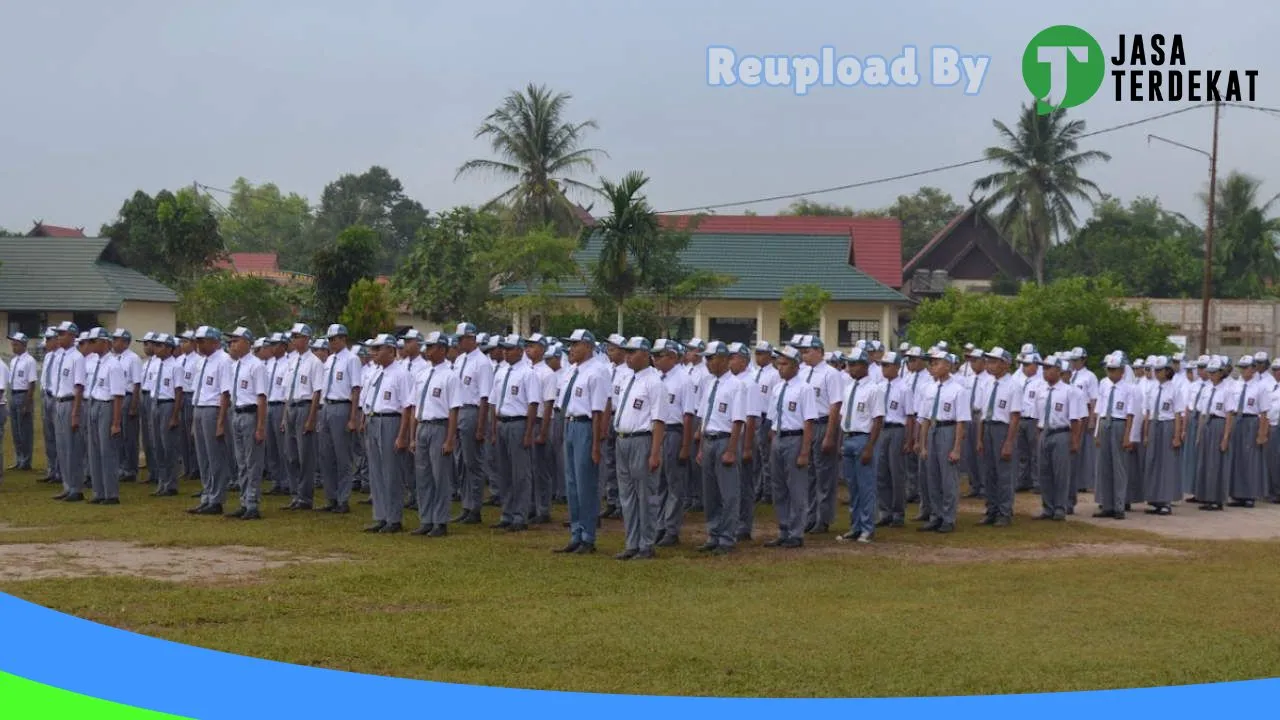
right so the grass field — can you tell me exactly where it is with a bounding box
[2,412,1280,698]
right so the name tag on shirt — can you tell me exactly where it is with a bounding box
[717,402,727,413]
[1162,401,1171,411]
[63,369,70,377]
[431,387,442,398]
[787,401,797,412]
[890,401,899,410]
[1248,398,1256,407]
[998,399,1007,409]
[1054,402,1063,412]
[240,380,249,389]
[942,402,952,412]
[301,374,308,383]
[511,386,520,396]
[164,379,171,387]
[1028,390,1037,399]
[336,372,344,381]
[814,389,822,398]
[383,391,391,401]
[276,376,283,385]
[667,393,675,404]
[632,398,644,410]
[1116,401,1125,410]
[856,401,866,412]
[464,376,472,386]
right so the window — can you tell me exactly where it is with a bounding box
[7,312,44,338]
[72,313,100,332]
[838,320,880,347]
[708,317,756,344]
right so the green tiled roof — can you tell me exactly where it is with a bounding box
[0,237,179,311]
[504,233,909,303]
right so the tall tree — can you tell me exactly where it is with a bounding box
[780,199,860,216]
[392,207,503,325]
[339,279,396,341]
[480,227,579,332]
[214,178,316,272]
[456,84,604,235]
[101,188,224,288]
[1201,171,1280,299]
[591,171,672,334]
[312,166,428,274]
[176,272,295,336]
[1046,196,1202,297]
[312,225,379,322]
[972,105,1111,283]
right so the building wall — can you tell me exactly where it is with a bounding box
[694,299,898,347]
[115,301,176,356]
[1120,297,1280,356]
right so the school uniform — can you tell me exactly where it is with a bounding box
[453,348,495,517]
[191,349,233,508]
[1094,377,1136,516]
[1015,371,1045,492]
[530,360,558,521]
[52,343,87,496]
[611,365,665,556]
[411,360,461,530]
[601,361,631,515]
[749,360,781,502]
[1182,378,1208,497]
[84,351,127,501]
[919,376,972,530]
[769,376,818,544]
[363,361,412,529]
[111,348,144,480]
[559,357,610,548]
[150,356,182,495]
[840,373,884,539]
[281,349,324,507]
[263,354,289,494]
[1070,366,1100,493]
[1194,380,1234,507]
[979,373,1021,522]
[138,354,160,485]
[318,347,362,508]
[875,374,912,525]
[1266,375,1280,501]
[1229,375,1268,504]
[40,348,63,482]
[1036,380,1086,519]
[903,368,928,507]
[732,368,762,539]
[224,353,267,514]
[178,351,201,478]
[684,360,710,509]
[697,370,747,550]
[491,358,541,529]
[655,366,695,542]
[800,361,843,531]
[7,350,37,471]
[962,371,989,496]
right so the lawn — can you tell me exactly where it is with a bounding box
[2,411,1279,698]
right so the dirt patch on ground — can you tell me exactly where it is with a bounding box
[0,523,52,533]
[0,541,347,583]
[794,541,1188,564]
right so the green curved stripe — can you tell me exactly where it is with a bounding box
[0,671,191,718]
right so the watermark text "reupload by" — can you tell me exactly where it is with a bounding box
[707,46,990,96]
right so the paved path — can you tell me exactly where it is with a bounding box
[1000,493,1280,541]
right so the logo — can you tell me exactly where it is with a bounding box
[382,391,390,401]
[717,402,728,413]
[1055,402,1064,412]
[511,386,519,396]
[788,401,797,412]
[998,399,1007,409]
[240,380,248,389]
[707,45,989,96]
[856,402,866,412]
[336,372,343,381]
[1022,25,1106,114]
[943,402,952,412]
[205,376,213,386]
[890,401,899,410]
[431,387,442,398]
[668,393,675,404]
[574,387,583,397]
[633,398,644,410]
[464,376,472,386]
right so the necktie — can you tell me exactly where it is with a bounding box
[1043,386,1054,428]
[561,367,580,410]
[417,367,437,421]
[806,366,815,383]
[1154,384,1164,420]
[1106,385,1115,419]
[970,376,979,410]
[288,355,301,402]
[324,356,337,399]
[197,355,210,405]
[775,381,786,422]
[233,359,242,404]
[911,371,920,394]
[843,379,860,432]
[1193,383,1205,415]
[1208,386,1217,417]
[89,356,103,397]
[369,370,385,413]
[459,354,469,380]
[929,382,941,421]
[267,359,278,396]
[705,377,721,425]
[153,360,163,395]
[987,377,999,416]
[1237,382,1247,414]
[43,353,54,390]
[55,351,67,397]
[614,373,637,431]
[498,367,513,417]
[754,365,763,383]
[612,366,618,383]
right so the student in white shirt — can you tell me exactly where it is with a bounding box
[409,331,461,537]
[7,332,38,472]
[765,345,818,548]
[1035,357,1087,521]
[223,327,268,519]
[837,348,884,544]
[695,341,748,554]
[917,351,972,533]
[187,326,234,515]
[280,324,324,511]
[317,324,363,514]
[361,334,415,533]
[148,334,184,497]
[796,335,843,535]
[1093,354,1137,519]
[109,328,144,483]
[961,348,989,499]
[610,337,666,560]
[975,348,1021,526]
[489,334,542,532]
[727,343,761,542]
[83,328,127,504]
[38,329,63,483]
[750,342,781,504]
[650,339,695,547]
[1141,357,1185,515]
[525,334,558,525]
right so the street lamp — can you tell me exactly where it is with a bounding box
[1145,100,1221,356]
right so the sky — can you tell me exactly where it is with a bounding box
[3,0,1279,233]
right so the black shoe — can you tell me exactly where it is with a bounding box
[573,542,596,554]
[656,534,679,547]
[735,531,752,542]
[364,521,387,533]
[225,507,247,519]
[803,520,815,533]
[460,510,482,524]
[451,510,471,524]
[1124,503,1132,511]
[708,546,730,556]
[977,515,996,526]
[554,541,582,554]
[378,522,403,534]
[1093,510,1115,518]
[598,504,618,520]
[293,502,313,511]
[837,530,861,542]
[764,537,785,548]
[918,520,942,532]
[1112,511,1126,519]
[654,530,667,545]
[935,523,955,533]
[316,501,338,513]
[963,491,982,499]
[1143,507,1161,515]
[634,549,655,560]
[187,504,207,514]
[241,509,262,520]
[197,504,223,515]
[490,521,511,529]
[807,523,829,534]
[505,523,528,532]
[333,503,350,514]
[61,492,84,502]
[614,548,638,561]
[697,541,718,552]
[161,489,179,497]
[411,524,433,536]
[428,524,447,537]
[102,498,120,506]
[993,516,1011,527]
[90,498,105,505]
[780,538,804,548]
[530,514,552,525]
[358,498,373,505]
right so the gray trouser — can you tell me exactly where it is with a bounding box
[1095,420,1129,514]
[602,429,619,506]
[43,394,60,480]
[656,425,684,536]
[181,396,196,476]
[876,425,908,522]
[367,415,403,524]
[701,434,739,548]
[118,394,140,478]
[0,410,6,483]
[495,419,530,525]
[457,406,484,511]
[981,422,1014,519]
[617,433,659,551]
[415,420,455,526]
[924,424,959,525]
[1016,422,1039,490]
[807,421,837,526]
[266,404,286,491]
[285,403,316,503]
[551,411,566,501]
[964,411,982,493]
[150,399,179,492]
[193,406,231,506]
[87,400,120,500]
[232,410,265,511]
[55,400,83,493]
[738,428,757,536]
[532,429,553,518]
[686,416,703,505]
[1039,428,1072,516]
[318,402,355,505]
[10,391,34,468]
[138,394,154,482]
[770,433,807,541]
[754,417,772,500]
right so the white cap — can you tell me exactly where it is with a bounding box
[879,351,900,365]
[967,348,984,359]
[1238,355,1254,368]
[1150,356,1170,370]
[1206,358,1224,373]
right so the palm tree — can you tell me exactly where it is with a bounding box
[456,84,606,234]
[972,104,1111,283]
[593,171,662,334]
[1201,171,1280,297]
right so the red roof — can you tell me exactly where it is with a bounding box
[29,222,86,238]
[213,252,280,273]
[659,215,903,288]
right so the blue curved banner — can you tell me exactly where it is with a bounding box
[0,590,1274,718]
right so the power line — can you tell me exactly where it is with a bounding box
[655,104,1212,214]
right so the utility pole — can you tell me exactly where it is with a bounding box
[1199,100,1221,356]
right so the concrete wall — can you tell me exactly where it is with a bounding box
[1120,297,1280,356]
[115,301,176,356]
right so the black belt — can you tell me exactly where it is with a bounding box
[463,404,479,409]
[91,398,113,403]
[371,412,400,418]
[665,423,682,430]
[568,415,592,423]
[846,431,869,437]
[616,430,651,439]
[498,416,525,423]
[932,421,956,427]
[778,430,803,437]
[326,399,351,404]
[1044,427,1070,435]
[812,417,829,424]
[986,421,1008,426]
[1241,413,1259,417]
[883,422,905,428]
[704,432,730,440]
[58,397,73,403]
[141,391,150,396]
[420,418,448,425]
[268,401,284,406]
[289,400,310,407]
[155,399,174,405]
[235,405,257,414]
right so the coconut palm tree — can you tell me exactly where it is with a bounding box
[456,84,605,234]
[1202,171,1280,297]
[972,104,1111,283]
